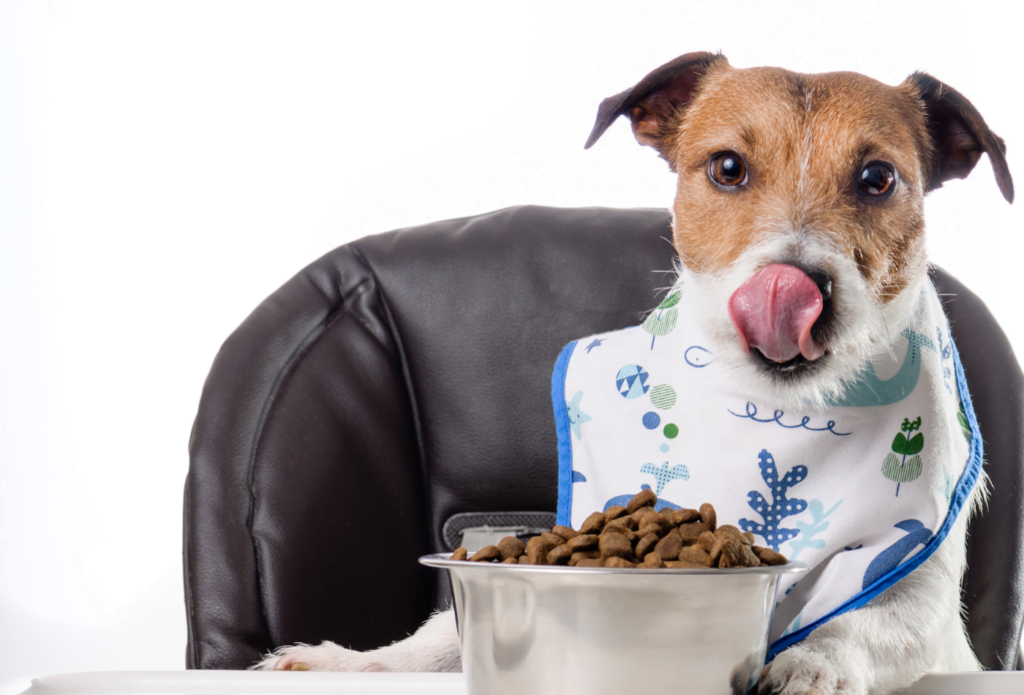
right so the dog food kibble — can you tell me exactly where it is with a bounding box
[699,502,717,531]
[566,534,599,552]
[580,511,605,534]
[635,533,659,559]
[469,545,501,562]
[626,487,657,513]
[497,535,526,561]
[551,525,580,541]
[450,491,789,569]
[653,532,683,561]
[547,543,574,565]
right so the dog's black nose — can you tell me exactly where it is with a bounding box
[806,270,832,301]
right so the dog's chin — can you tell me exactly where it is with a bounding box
[718,340,851,410]
[746,348,845,409]
[751,349,820,376]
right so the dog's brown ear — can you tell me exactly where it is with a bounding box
[584,51,728,162]
[904,72,1013,203]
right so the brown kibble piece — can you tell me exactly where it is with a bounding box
[566,534,599,552]
[526,536,555,565]
[599,532,634,559]
[679,545,713,567]
[604,556,636,568]
[451,547,469,561]
[635,533,659,559]
[501,557,518,564]
[709,538,723,565]
[637,510,663,527]
[631,507,653,523]
[672,508,701,525]
[551,525,579,541]
[626,488,658,514]
[547,543,574,565]
[604,505,628,522]
[601,525,637,543]
[580,511,605,534]
[605,515,638,531]
[739,545,762,567]
[695,531,716,553]
[497,536,525,560]
[470,545,501,562]
[660,507,676,525]
[699,502,717,532]
[576,558,604,567]
[539,532,566,547]
[677,521,708,544]
[641,552,665,568]
[569,550,602,565]
[743,532,756,545]
[654,532,683,561]
[756,547,788,566]
[718,539,744,568]
[715,524,745,541]
[637,523,666,540]
[519,554,531,564]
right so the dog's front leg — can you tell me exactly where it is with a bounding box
[760,512,979,695]
[252,607,461,672]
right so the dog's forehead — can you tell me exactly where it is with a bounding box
[682,66,926,163]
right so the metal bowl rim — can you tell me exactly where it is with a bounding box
[419,553,807,576]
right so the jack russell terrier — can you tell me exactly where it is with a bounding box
[255,52,1013,695]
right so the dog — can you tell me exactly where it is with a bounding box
[254,52,1013,694]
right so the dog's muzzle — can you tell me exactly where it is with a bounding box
[728,264,827,364]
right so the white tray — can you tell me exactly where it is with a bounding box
[15,670,1024,695]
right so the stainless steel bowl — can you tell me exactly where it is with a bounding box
[421,554,806,695]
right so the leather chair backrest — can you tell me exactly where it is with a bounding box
[184,206,1024,670]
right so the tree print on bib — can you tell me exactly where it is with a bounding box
[882,417,924,496]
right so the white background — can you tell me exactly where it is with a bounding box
[1,0,1021,689]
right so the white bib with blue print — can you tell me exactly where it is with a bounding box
[551,276,982,660]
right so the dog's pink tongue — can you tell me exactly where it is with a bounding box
[728,264,826,363]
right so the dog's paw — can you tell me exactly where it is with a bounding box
[252,641,387,672]
[759,647,864,695]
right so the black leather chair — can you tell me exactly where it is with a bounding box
[183,206,1024,671]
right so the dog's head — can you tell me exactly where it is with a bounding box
[587,52,1013,406]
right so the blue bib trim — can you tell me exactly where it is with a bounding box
[552,340,578,528]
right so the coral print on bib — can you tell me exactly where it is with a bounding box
[552,272,981,660]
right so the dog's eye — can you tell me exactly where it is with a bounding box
[858,162,896,197]
[709,152,748,187]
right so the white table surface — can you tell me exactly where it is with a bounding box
[13,670,1024,695]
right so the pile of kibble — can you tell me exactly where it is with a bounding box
[450,489,787,569]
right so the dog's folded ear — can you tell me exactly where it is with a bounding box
[585,51,727,165]
[904,72,1014,203]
